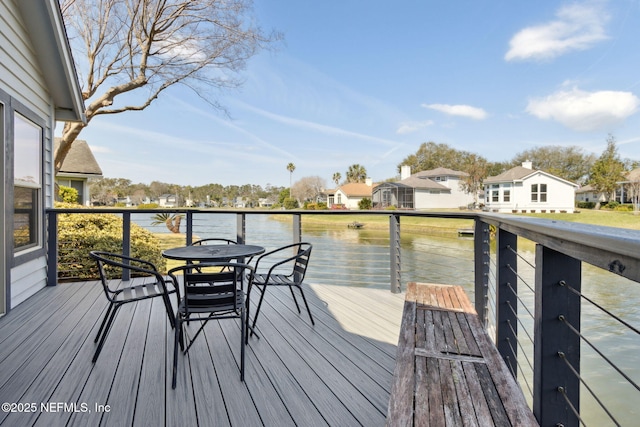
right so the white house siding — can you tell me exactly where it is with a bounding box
[335,189,362,209]
[486,173,576,213]
[1,0,56,308]
[414,185,474,209]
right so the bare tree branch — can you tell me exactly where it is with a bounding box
[55,0,281,173]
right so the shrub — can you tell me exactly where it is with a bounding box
[385,205,397,210]
[283,198,299,209]
[614,204,633,211]
[56,207,165,281]
[358,197,372,210]
[577,202,595,209]
[137,203,159,209]
[58,185,79,204]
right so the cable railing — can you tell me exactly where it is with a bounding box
[46,207,640,427]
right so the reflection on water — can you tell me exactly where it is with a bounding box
[136,213,639,425]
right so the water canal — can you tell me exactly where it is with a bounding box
[138,212,639,426]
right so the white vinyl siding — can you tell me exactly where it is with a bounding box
[1,0,56,308]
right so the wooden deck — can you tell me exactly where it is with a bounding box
[0,278,404,426]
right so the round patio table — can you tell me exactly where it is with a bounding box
[162,244,265,262]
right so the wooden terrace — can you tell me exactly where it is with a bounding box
[0,277,405,426]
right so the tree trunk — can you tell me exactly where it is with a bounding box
[165,216,181,234]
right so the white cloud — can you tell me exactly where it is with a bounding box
[396,120,434,134]
[422,103,488,120]
[526,87,639,131]
[505,2,609,62]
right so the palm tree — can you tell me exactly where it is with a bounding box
[151,213,184,233]
[332,172,342,187]
[346,164,367,183]
[287,162,296,198]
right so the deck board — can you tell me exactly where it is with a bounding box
[0,279,403,426]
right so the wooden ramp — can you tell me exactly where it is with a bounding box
[387,282,538,426]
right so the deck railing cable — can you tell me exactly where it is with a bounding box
[558,351,622,427]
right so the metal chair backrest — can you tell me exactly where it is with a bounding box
[90,251,166,301]
[169,262,253,318]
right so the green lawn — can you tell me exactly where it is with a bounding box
[274,208,640,234]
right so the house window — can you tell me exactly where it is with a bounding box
[13,113,42,252]
[503,189,510,202]
[492,190,499,202]
[337,194,342,204]
[531,183,547,203]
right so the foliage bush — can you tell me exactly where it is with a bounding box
[283,198,299,209]
[137,203,159,209]
[385,205,397,210]
[58,185,79,204]
[358,197,372,210]
[614,204,633,211]
[56,203,165,280]
[576,201,596,209]
[303,202,328,210]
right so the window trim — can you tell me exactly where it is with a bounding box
[4,92,47,266]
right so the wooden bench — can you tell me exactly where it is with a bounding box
[386,282,538,426]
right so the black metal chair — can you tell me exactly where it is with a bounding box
[248,242,314,335]
[168,261,254,388]
[89,251,177,363]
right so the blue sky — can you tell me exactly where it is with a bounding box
[73,0,640,188]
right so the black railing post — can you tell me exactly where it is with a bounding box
[533,244,581,427]
[186,211,193,245]
[293,214,302,243]
[46,211,58,286]
[390,214,401,293]
[236,213,246,244]
[122,212,131,281]
[496,228,518,375]
[474,220,490,325]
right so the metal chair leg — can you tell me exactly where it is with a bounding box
[93,304,119,363]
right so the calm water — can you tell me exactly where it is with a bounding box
[137,213,639,426]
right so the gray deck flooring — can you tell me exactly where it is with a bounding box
[0,278,404,426]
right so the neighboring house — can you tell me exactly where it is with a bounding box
[54,138,103,205]
[330,179,374,209]
[615,168,640,205]
[372,166,475,209]
[159,194,178,207]
[1,0,85,312]
[484,162,578,213]
[258,198,274,208]
[575,184,606,205]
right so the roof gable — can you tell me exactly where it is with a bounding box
[485,166,578,187]
[17,0,85,123]
[337,182,373,197]
[54,138,102,175]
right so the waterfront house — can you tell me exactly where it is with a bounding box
[329,180,374,209]
[484,161,578,213]
[54,138,103,206]
[1,0,85,312]
[159,194,178,207]
[372,166,475,209]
